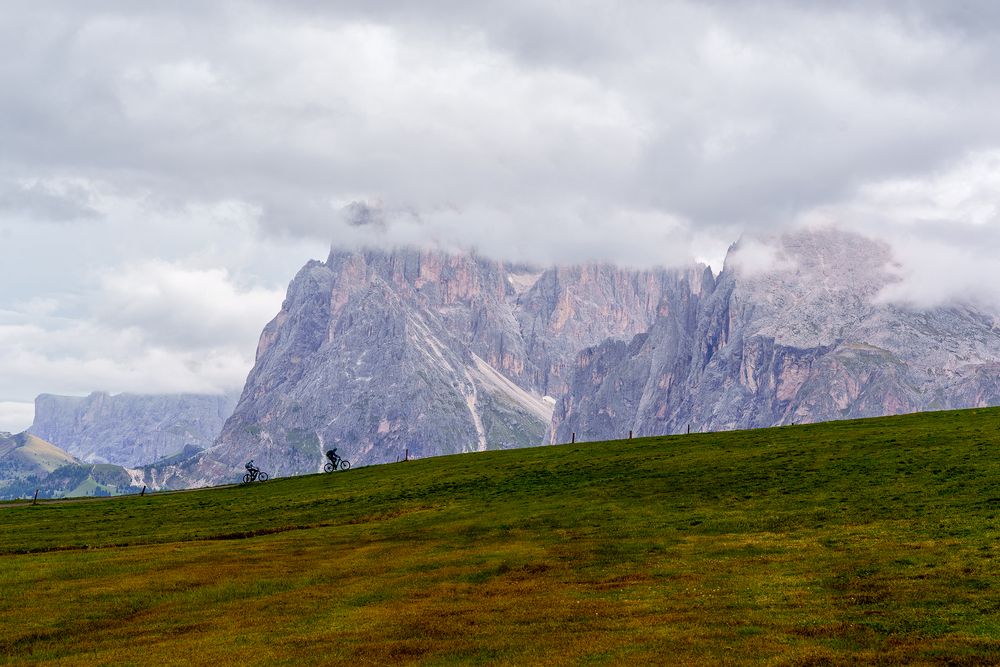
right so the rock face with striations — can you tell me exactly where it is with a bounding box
[186,247,709,484]
[29,392,237,468]
[550,229,1000,443]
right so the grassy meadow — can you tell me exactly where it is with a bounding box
[2,408,1000,665]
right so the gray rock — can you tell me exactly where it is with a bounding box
[551,229,1000,442]
[178,247,704,486]
[29,392,237,467]
[156,230,1000,488]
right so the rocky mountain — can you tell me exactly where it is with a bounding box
[149,230,1000,489]
[29,392,237,468]
[550,229,1000,442]
[175,248,709,485]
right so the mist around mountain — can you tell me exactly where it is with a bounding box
[29,391,237,467]
[551,230,1000,442]
[142,229,1000,488]
[19,229,997,490]
[166,248,709,486]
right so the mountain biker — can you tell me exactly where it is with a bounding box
[245,459,257,474]
[325,449,339,465]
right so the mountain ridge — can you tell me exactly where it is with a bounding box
[173,247,708,486]
[550,229,1000,442]
[141,230,1000,487]
[29,391,238,468]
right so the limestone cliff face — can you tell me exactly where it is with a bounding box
[29,392,237,468]
[515,264,715,397]
[182,248,705,485]
[551,230,1000,442]
[147,230,1000,488]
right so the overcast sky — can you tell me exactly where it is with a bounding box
[3,1,1000,431]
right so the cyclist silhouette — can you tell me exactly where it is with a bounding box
[243,459,268,483]
[324,449,350,472]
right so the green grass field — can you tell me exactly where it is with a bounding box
[2,408,1000,665]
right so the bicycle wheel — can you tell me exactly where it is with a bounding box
[258,472,269,481]
[323,462,334,473]
[243,473,252,484]
[339,460,351,471]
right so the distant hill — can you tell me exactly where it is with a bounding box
[0,431,80,477]
[0,430,143,500]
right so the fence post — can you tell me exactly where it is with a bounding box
[405,448,409,462]
[32,489,39,505]
[628,430,633,440]
[140,485,146,497]
[571,432,576,444]
[687,424,690,435]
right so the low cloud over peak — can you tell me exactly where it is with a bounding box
[3,1,1000,428]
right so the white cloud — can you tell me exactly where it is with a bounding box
[800,150,1000,311]
[849,150,1000,228]
[0,402,34,434]
[724,237,797,278]
[3,1,1000,406]
[9,1,1000,241]
[874,239,1000,312]
[97,261,284,349]
[325,199,701,269]
[0,220,305,404]
[0,315,262,402]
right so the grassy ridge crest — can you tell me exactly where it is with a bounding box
[2,407,1000,664]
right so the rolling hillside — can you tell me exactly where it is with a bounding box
[1,408,999,664]
[0,431,143,500]
[0,431,79,477]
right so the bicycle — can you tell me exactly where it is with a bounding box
[242,467,269,483]
[323,457,351,472]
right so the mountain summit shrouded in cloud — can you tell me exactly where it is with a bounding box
[3,2,1000,429]
[135,230,1000,488]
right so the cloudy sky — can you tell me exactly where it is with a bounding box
[3,1,1000,431]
